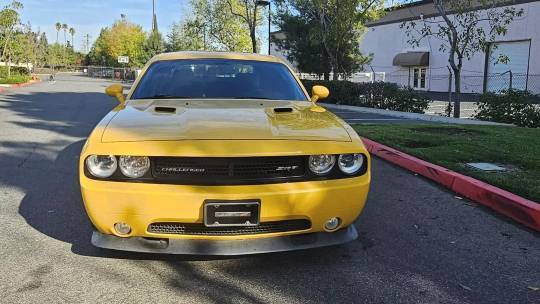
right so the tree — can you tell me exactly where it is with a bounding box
[62,23,68,45]
[88,19,147,67]
[0,1,23,77]
[69,27,75,49]
[145,17,164,59]
[167,22,206,51]
[273,13,332,78]
[275,0,383,79]
[226,0,266,52]
[36,32,48,67]
[55,22,61,43]
[168,0,252,52]
[401,0,523,118]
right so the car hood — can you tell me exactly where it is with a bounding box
[101,99,351,143]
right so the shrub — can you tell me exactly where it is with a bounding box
[475,90,540,128]
[0,74,31,84]
[0,66,30,78]
[301,79,431,113]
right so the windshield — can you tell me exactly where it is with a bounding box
[131,59,308,101]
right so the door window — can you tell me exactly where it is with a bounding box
[412,67,427,89]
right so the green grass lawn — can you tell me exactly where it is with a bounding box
[353,124,540,203]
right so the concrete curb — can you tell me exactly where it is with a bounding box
[323,103,512,126]
[0,79,41,92]
[362,137,540,232]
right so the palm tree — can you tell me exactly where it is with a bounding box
[55,22,61,43]
[62,23,68,46]
[69,27,75,49]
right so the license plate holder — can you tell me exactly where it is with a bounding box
[204,199,260,227]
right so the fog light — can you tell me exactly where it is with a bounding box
[325,217,341,231]
[114,222,131,235]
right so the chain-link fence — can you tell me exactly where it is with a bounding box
[84,66,140,81]
[34,66,141,81]
[299,71,540,118]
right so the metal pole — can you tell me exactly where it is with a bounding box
[447,66,453,117]
[268,2,271,55]
[509,70,513,90]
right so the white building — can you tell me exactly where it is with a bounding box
[361,0,540,95]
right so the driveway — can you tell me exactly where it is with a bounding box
[0,75,538,303]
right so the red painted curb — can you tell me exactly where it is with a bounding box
[0,78,41,91]
[362,137,540,232]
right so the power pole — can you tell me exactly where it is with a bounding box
[152,0,156,32]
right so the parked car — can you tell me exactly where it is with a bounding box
[80,51,371,255]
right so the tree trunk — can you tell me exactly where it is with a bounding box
[453,69,461,118]
[332,71,338,81]
[250,30,257,53]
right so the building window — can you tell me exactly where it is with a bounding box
[412,67,427,89]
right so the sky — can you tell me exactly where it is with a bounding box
[15,0,191,52]
[13,0,400,55]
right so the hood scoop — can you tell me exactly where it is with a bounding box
[154,106,176,114]
[273,107,294,113]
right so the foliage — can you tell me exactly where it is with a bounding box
[0,64,29,84]
[88,19,147,67]
[273,7,331,77]
[401,0,523,118]
[0,73,29,83]
[168,0,253,52]
[301,79,431,113]
[274,0,384,79]
[0,65,28,76]
[167,21,206,51]
[475,90,540,128]
[145,29,165,59]
[225,0,266,52]
[0,1,23,77]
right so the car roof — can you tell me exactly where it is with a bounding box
[151,51,283,63]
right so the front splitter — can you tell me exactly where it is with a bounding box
[91,225,358,255]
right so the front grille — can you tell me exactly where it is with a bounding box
[152,156,306,185]
[147,219,311,236]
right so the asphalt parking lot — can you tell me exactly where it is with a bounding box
[0,75,538,303]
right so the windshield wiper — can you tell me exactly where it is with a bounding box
[137,94,190,99]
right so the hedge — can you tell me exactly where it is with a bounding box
[0,66,30,77]
[475,90,540,128]
[301,80,431,114]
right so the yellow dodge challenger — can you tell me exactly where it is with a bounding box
[80,51,371,255]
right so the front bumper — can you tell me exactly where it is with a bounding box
[81,175,370,240]
[91,225,358,255]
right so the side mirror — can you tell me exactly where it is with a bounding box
[105,84,126,105]
[311,85,330,103]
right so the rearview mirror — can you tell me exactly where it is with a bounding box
[105,84,126,105]
[311,85,330,103]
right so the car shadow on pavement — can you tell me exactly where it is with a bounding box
[16,137,245,261]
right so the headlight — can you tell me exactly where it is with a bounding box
[309,155,335,175]
[338,154,364,175]
[119,156,150,178]
[86,155,117,178]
